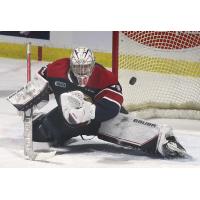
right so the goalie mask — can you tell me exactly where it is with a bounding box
[70,47,95,87]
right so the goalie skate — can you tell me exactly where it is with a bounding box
[156,125,190,158]
[161,137,190,158]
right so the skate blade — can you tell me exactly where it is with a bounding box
[26,150,56,161]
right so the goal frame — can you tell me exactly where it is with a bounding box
[112,31,119,80]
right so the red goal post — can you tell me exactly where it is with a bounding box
[112,31,119,79]
[112,31,200,119]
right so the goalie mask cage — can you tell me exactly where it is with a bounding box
[112,31,200,119]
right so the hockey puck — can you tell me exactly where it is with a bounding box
[129,76,137,85]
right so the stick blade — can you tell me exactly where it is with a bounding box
[26,150,56,161]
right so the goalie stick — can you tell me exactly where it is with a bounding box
[23,42,56,161]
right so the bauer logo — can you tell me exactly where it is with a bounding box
[55,81,66,88]
[133,119,156,128]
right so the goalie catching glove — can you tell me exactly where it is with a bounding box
[60,91,96,125]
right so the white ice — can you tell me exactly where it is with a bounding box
[0,57,200,167]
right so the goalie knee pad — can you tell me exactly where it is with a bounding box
[33,111,66,145]
[33,114,53,142]
[33,107,82,146]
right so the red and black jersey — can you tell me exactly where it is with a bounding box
[39,58,123,122]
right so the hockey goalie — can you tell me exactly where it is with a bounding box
[8,47,188,159]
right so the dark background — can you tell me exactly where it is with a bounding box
[0,31,50,40]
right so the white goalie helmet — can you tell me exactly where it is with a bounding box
[70,47,95,87]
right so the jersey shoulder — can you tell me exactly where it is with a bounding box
[87,63,118,89]
[47,58,70,79]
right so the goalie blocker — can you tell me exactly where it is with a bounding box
[7,72,49,112]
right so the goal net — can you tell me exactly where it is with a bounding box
[112,31,200,119]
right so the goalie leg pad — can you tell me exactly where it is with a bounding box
[98,131,159,155]
[98,113,161,155]
[98,113,188,158]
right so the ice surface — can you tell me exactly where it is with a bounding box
[0,57,200,167]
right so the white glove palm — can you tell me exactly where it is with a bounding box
[60,91,96,125]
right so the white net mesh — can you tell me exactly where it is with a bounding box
[118,31,200,119]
